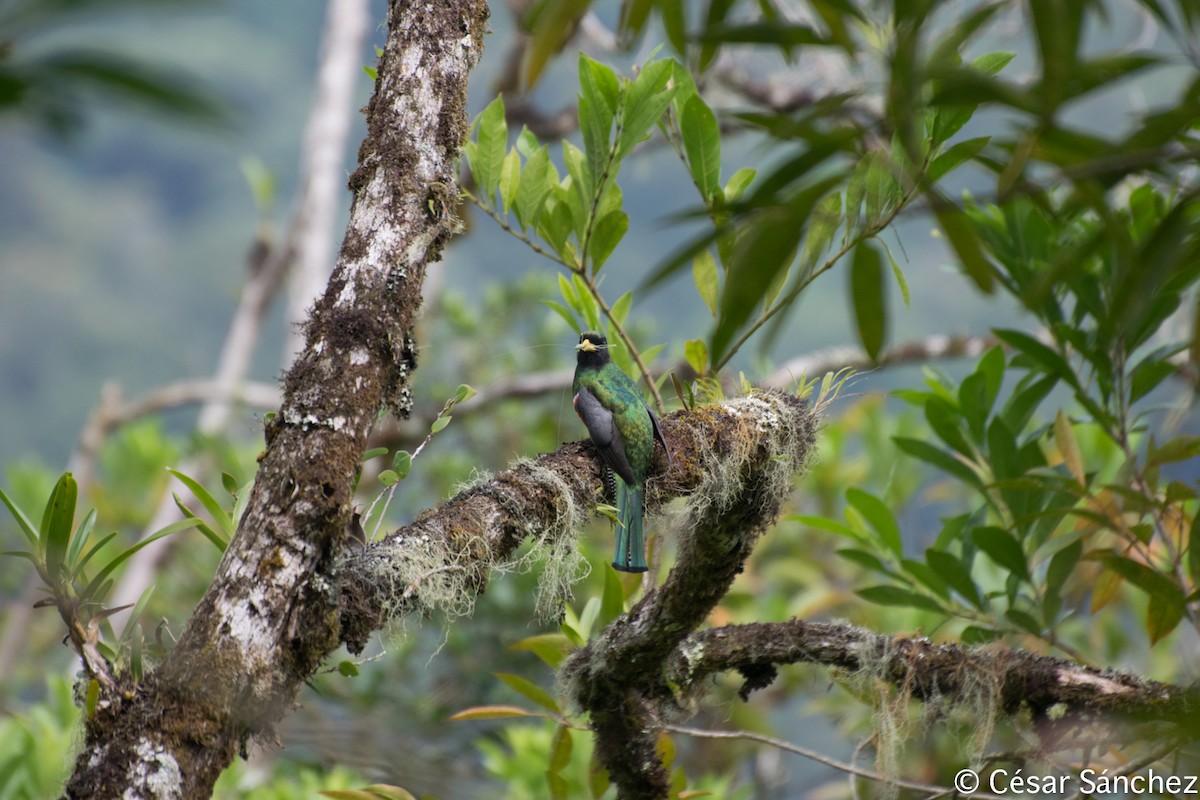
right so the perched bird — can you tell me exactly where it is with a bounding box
[572,331,669,572]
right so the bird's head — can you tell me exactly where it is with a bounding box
[575,331,610,366]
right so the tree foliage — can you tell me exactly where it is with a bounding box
[2,0,1200,797]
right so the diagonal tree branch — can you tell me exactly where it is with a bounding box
[668,620,1200,735]
[64,2,489,796]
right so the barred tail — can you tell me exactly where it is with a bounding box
[613,480,647,573]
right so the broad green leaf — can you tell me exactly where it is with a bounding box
[431,416,451,434]
[377,470,398,487]
[588,209,628,272]
[787,513,864,542]
[618,59,677,159]
[498,149,520,214]
[845,488,902,557]
[1005,607,1043,635]
[510,633,575,667]
[392,450,412,480]
[856,585,943,613]
[971,526,1029,580]
[723,167,756,204]
[514,146,552,231]
[496,672,561,714]
[544,299,580,331]
[1188,513,1200,589]
[338,660,360,677]
[894,436,983,487]
[1045,538,1082,594]
[684,339,709,375]
[472,96,507,201]
[1146,436,1200,469]
[600,565,625,625]
[41,473,78,589]
[610,291,633,326]
[837,548,896,577]
[681,94,721,200]
[925,548,983,609]
[453,384,477,404]
[692,250,719,317]
[935,204,993,292]
[927,136,990,182]
[578,54,619,187]
[548,723,574,774]
[799,191,841,272]
[994,329,1081,392]
[523,0,589,88]
[850,240,887,361]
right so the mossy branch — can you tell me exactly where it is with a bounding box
[668,620,1200,738]
[338,391,817,653]
[558,393,819,799]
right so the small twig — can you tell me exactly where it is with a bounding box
[665,725,1006,800]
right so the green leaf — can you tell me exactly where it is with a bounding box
[971,526,1029,581]
[724,167,756,204]
[498,149,521,214]
[548,723,574,774]
[800,191,842,272]
[925,548,983,609]
[0,486,41,549]
[81,517,200,604]
[684,339,709,375]
[167,469,235,540]
[70,531,118,580]
[578,54,619,187]
[472,96,507,201]
[1146,436,1200,469]
[680,94,721,200]
[337,660,360,677]
[378,470,399,487]
[856,585,943,613]
[514,145,553,231]
[618,59,677,159]
[600,565,625,625]
[453,384,477,404]
[1053,410,1086,485]
[65,508,97,572]
[927,137,990,182]
[845,488,902,557]
[588,209,628,271]
[894,436,982,488]
[850,240,887,361]
[496,672,562,714]
[1045,538,1082,594]
[607,292,632,327]
[994,329,1081,392]
[41,473,78,589]
[392,450,412,480]
[543,299,580,331]
[692,250,720,317]
[510,633,575,668]
[1188,513,1200,590]
[431,415,452,434]
[935,203,993,292]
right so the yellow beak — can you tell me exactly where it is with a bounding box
[576,339,599,353]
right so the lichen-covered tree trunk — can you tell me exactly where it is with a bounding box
[64,1,489,796]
